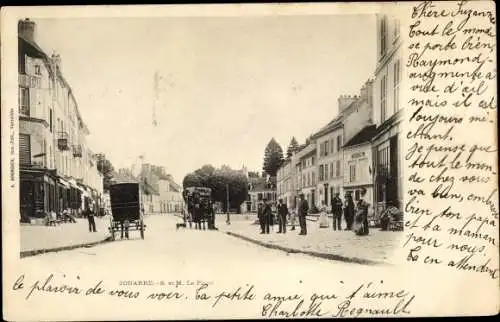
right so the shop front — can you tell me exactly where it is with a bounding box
[20,167,57,222]
[372,112,403,219]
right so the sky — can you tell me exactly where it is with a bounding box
[33,15,376,184]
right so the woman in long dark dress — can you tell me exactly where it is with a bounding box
[354,188,370,236]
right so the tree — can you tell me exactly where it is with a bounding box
[247,171,260,178]
[96,153,115,192]
[182,164,249,213]
[262,138,284,177]
[286,137,299,158]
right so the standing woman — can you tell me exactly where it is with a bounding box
[345,193,355,231]
[354,188,370,236]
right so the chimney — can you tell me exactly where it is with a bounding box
[338,94,357,112]
[362,79,374,108]
[18,18,36,41]
[51,52,62,72]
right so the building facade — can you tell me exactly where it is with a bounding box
[343,125,377,206]
[296,143,317,209]
[276,157,296,210]
[372,14,403,217]
[312,117,343,209]
[245,176,276,213]
[18,18,103,222]
[158,175,184,213]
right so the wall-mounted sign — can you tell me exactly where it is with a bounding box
[351,152,365,159]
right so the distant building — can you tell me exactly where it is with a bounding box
[277,157,296,210]
[244,176,276,213]
[295,142,317,209]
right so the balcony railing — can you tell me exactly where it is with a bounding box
[72,144,83,157]
[57,131,69,151]
[19,74,41,88]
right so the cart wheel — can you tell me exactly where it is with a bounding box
[140,220,145,239]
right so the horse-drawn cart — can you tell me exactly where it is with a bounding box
[109,182,146,240]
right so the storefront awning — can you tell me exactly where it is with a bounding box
[58,177,71,188]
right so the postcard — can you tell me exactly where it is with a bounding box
[1,1,498,320]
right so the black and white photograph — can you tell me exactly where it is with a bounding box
[2,2,498,320]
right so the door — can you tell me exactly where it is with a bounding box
[388,135,399,207]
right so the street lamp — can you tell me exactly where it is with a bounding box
[226,183,231,225]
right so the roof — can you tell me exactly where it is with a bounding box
[343,125,377,148]
[311,115,343,139]
[19,35,90,135]
[248,177,275,191]
[372,109,403,141]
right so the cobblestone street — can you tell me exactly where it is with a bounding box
[219,216,403,264]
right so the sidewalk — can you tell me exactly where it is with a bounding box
[20,216,111,257]
[219,218,403,265]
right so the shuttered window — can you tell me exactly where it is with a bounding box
[19,134,31,166]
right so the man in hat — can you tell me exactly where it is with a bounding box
[262,198,272,234]
[298,193,309,235]
[331,192,343,231]
[277,198,288,233]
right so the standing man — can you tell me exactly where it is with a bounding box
[331,192,343,231]
[262,198,272,234]
[277,199,288,233]
[87,204,97,232]
[258,202,265,234]
[298,194,309,235]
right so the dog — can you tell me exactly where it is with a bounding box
[176,222,187,230]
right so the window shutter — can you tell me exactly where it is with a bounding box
[19,134,31,166]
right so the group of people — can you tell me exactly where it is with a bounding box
[258,187,371,237]
[184,193,217,230]
[327,187,370,236]
[257,193,310,235]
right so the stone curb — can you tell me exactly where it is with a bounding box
[20,236,113,258]
[224,231,390,266]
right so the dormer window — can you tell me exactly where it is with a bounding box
[34,65,41,75]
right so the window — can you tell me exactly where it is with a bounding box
[35,65,41,75]
[312,172,316,185]
[380,15,388,57]
[303,174,306,187]
[330,162,334,178]
[49,109,53,132]
[393,60,401,113]
[19,87,30,116]
[349,163,356,182]
[319,165,324,181]
[324,164,329,180]
[324,141,329,156]
[311,156,315,166]
[336,135,342,152]
[336,160,341,177]
[381,75,387,122]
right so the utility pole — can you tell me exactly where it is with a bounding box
[226,183,231,225]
